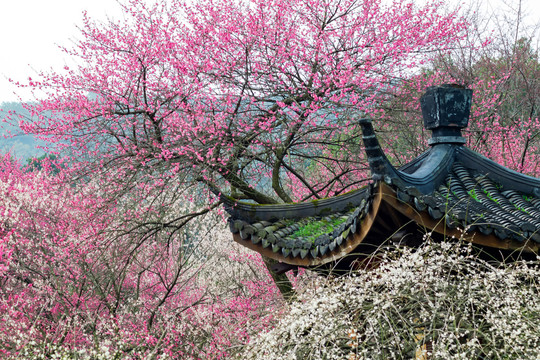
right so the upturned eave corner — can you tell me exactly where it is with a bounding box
[231,182,384,267]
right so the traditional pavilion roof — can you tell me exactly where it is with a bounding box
[222,85,540,269]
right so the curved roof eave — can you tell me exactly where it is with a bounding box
[222,186,372,223]
[359,118,457,194]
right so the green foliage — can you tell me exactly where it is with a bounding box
[467,188,479,202]
[483,189,500,204]
[513,204,530,214]
[26,154,61,174]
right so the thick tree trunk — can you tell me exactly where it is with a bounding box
[261,255,296,302]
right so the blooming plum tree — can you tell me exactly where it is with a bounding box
[5,0,537,357]
[240,240,540,359]
[17,0,469,202]
[0,155,282,358]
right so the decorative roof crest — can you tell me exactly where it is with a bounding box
[420,84,472,145]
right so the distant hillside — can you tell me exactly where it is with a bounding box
[0,101,45,161]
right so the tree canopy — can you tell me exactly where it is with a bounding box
[20,0,466,205]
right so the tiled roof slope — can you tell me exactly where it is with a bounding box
[225,186,374,266]
[392,159,540,244]
[228,199,368,260]
[223,85,540,267]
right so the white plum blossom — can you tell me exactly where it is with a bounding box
[240,239,540,360]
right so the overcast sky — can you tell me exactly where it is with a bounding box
[0,0,124,102]
[0,0,539,103]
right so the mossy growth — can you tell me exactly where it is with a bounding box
[289,216,348,242]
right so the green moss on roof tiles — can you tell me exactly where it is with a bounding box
[289,216,348,242]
